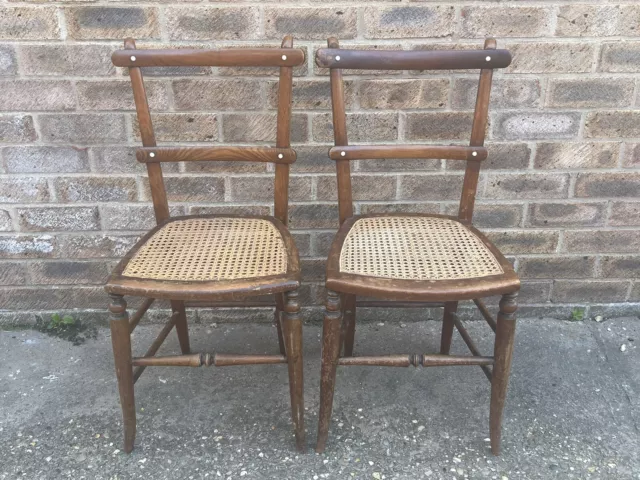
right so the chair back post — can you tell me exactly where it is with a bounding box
[274,35,295,226]
[458,38,497,223]
[327,37,354,225]
[124,38,170,224]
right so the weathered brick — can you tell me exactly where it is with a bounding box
[563,230,640,254]
[160,176,225,203]
[527,202,607,228]
[188,205,270,217]
[534,142,619,170]
[19,44,115,76]
[505,43,595,74]
[223,113,307,143]
[0,80,75,111]
[518,256,595,279]
[519,280,552,304]
[585,112,640,138]
[364,6,454,39]
[301,259,325,282]
[166,7,259,40]
[547,79,634,108]
[0,262,27,286]
[288,204,338,229]
[313,113,397,143]
[101,205,185,231]
[359,203,441,215]
[28,261,108,285]
[228,176,311,202]
[89,147,144,174]
[623,143,640,168]
[443,203,523,228]
[0,286,106,310]
[57,234,138,259]
[0,45,17,76]
[184,160,266,175]
[65,7,160,40]
[0,178,49,203]
[317,175,396,202]
[0,209,12,232]
[492,112,580,141]
[608,202,640,227]
[599,42,640,73]
[359,79,448,110]
[3,146,89,174]
[133,114,218,142]
[54,177,138,203]
[484,174,569,200]
[289,145,334,174]
[447,143,531,171]
[452,78,541,110]
[485,231,558,254]
[0,7,60,40]
[575,173,640,198]
[173,79,262,111]
[18,207,100,232]
[600,256,640,278]
[357,158,439,173]
[631,283,640,302]
[265,7,356,40]
[552,281,629,303]
[313,231,336,258]
[76,81,169,111]
[39,114,126,144]
[556,5,640,37]
[461,6,552,38]
[267,80,354,110]
[0,235,56,259]
[399,174,463,201]
[405,112,473,141]
[0,115,37,143]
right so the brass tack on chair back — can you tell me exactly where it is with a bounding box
[315,37,520,456]
[106,37,306,453]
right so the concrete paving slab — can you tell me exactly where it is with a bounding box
[0,317,638,479]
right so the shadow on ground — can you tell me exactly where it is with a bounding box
[1,316,639,479]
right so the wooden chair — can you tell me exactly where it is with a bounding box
[107,37,306,453]
[315,38,520,455]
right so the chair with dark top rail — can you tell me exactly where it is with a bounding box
[315,37,519,455]
[107,36,306,453]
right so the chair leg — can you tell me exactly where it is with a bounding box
[341,294,356,357]
[440,301,458,354]
[109,294,136,453]
[274,293,286,355]
[490,291,518,456]
[282,289,305,452]
[316,290,343,453]
[171,300,190,354]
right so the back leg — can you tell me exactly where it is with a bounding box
[440,301,458,354]
[171,300,190,354]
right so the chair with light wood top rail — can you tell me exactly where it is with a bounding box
[315,37,520,455]
[107,36,306,453]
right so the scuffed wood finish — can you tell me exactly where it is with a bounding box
[109,294,136,453]
[328,145,487,162]
[490,292,518,455]
[113,47,305,68]
[316,290,343,454]
[316,37,520,454]
[316,47,512,70]
[108,37,306,453]
[137,146,296,164]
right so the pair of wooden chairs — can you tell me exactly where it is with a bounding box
[107,36,519,456]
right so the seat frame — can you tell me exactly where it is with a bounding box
[315,37,520,455]
[106,36,306,453]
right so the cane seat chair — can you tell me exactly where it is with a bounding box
[106,37,306,453]
[315,38,520,455]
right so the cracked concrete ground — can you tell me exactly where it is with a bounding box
[1,316,639,479]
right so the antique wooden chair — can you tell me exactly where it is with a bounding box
[107,36,306,453]
[315,38,520,455]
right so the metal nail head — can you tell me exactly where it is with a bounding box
[335,55,341,61]
[485,56,491,62]
[282,55,287,61]
[472,151,477,157]
[130,56,136,62]
[149,152,155,158]
[341,151,346,157]
[278,153,284,159]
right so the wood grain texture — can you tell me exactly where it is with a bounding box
[328,145,487,161]
[337,354,494,367]
[136,146,296,164]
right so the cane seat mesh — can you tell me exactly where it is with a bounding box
[339,216,503,281]
[122,218,287,282]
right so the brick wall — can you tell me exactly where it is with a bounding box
[1,1,639,324]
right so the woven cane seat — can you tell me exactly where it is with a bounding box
[339,216,503,281]
[122,217,287,282]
